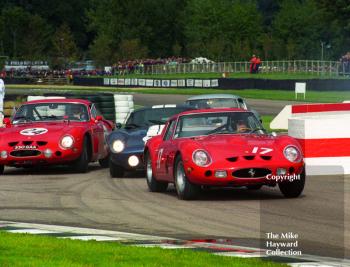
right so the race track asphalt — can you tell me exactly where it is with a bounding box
[0,164,348,259]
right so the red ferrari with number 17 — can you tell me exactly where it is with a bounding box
[144,109,305,200]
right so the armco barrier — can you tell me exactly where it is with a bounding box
[72,77,350,91]
[288,103,350,175]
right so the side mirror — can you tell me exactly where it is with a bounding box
[95,115,103,121]
[115,123,122,129]
[3,118,11,127]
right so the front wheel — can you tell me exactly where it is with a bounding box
[279,169,305,198]
[0,165,4,174]
[145,152,168,192]
[74,138,89,173]
[174,156,200,200]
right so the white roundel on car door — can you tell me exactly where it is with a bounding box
[20,128,48,136]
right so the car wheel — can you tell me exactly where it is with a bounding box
[0,165,4,174]
[98,155,109,168]
[74,137,89,173]
[109,158,124,178]
[278,168,305,198]
[174,156,200,200]
[145,152,168,192]
[246,185,263,190]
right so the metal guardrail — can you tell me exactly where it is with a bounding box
[140,60,345,76]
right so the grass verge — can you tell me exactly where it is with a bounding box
[6,84,350,103]
[0,232,285,267]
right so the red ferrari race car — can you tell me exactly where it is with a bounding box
[144,108,305,200]
[0,99,113,173]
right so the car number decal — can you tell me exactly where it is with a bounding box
[14,145,37,150]
[20,128,48,136]
[252,147,273,154]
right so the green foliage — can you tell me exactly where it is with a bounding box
[51,23,78,68]
[0,0,349,65]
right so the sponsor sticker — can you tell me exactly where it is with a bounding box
[20,128,48,136]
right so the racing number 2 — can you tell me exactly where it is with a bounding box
[251,147,273,155]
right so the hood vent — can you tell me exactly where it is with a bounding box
[243,155,255,160]
[226,157,238,162]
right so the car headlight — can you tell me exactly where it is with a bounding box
[283,146,302,163]
[60,135,74,149]
[112,140,125,153]
[192,149,211,167]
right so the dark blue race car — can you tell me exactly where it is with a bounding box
[108,104,194,177]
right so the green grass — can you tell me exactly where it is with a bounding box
[0,232,285,267]
[94,72,345,80]
[7,84,350,103]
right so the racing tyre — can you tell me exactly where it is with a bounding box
[0,165,4,174]
[279,168,305,198]
[109,158,124,178]
[99,155,110,168]
[74,137,89,173]
[145,152,168,192]
[174,156,200,200]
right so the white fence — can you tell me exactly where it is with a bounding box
[140,60,343,76]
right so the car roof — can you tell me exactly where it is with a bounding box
[186,94,242,101]
[24,98,91,105]
[133,104,193,112]
[169,108,249,120]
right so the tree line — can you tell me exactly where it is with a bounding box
[0,0,348,67]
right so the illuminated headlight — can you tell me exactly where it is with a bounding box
[43,149,53,158]
[1,151,7,159]
[60,135,74,149]
[283,146,301,163]
[192,150,211,167]
[112,140,125,153]
[128,155,139,167]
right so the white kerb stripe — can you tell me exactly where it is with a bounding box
[305,157,350,175]
[288,116,350,139]
[60,235,123,241]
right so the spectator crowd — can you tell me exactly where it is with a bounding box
[340,52,350,74]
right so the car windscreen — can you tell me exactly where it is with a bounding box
[186,98,239,109]
[125,107,190,127]
[174,111,265,138]
[13,103,89,123]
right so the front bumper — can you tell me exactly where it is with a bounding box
[183,161,304,186]
[0,144,82,166]
[110,149,144,171]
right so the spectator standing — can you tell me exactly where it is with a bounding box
[250,55,257,73]
[255,56,261,73]
[0,78,5,114]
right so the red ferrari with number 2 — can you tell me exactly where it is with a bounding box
[144,109,305,200]
[0,99,113,174]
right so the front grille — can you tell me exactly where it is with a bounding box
[233,168,271,178]
[10,150,41,157]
